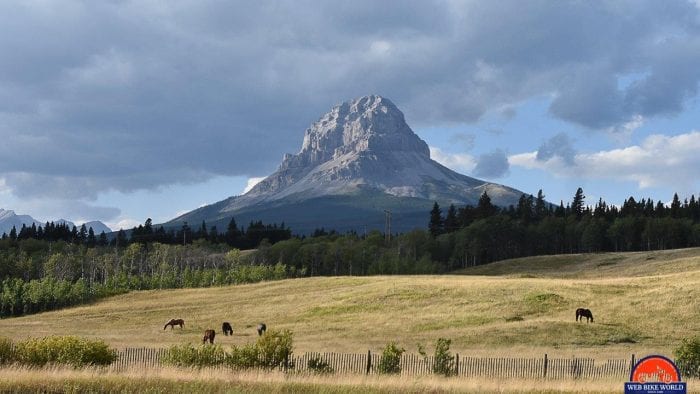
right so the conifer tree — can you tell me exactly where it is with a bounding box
[572,187,585,219]
[444,204,458,233]
[429,202,443,237]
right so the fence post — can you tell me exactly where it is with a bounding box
[284,353,289,373]
[366,350,372,374]
[455,353,459,376]
[543,354,548,378]
[630,354,636,372]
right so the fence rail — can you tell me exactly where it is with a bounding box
[112,348,636,379]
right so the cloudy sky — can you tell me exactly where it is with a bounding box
[2,0,700,230]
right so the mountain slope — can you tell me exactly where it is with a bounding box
[0,209,42,235]
[169,95,526,233]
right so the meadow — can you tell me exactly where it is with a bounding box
[0,248,698,392]
[1,248,698,357]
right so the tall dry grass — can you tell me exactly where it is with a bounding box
[4,364,690,393]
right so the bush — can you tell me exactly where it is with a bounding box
[13,336,116,367]
[675,337,700,379]
[162,343,226,368]
[0,337,14,364]
[433,338,455,376]
[255,329,293,369]
[166,329,295,370]
[307,355,333,374]
[228,343,260,369]
[378,342,404,374]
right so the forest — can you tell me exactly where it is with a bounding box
[2,187,700,318]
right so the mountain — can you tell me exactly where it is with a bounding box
[168,95,527,234]
[83,221,112,235]
[0,209,111,236]
[0,209,42,236]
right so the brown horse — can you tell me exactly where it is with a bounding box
[575,308,594,323]
[164,318,185,330]
[202,329,216,344]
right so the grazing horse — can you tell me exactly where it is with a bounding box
[222,322,233,336]
[163,318,185,330]
[203,329,216,344]
[256,323,267,336]
[575,308,594,323]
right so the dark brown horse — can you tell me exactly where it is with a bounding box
[575,308,594,323]
[222,322,233,336]
[256,323,266,336]
[203,329,216,344]
[164,318,185,330]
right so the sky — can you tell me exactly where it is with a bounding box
[2,1,700,230]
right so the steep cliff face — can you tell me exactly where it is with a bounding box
[169,95,525,233]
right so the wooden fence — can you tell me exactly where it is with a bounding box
[112,348,636,379]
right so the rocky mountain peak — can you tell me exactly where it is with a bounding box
[287,95,429,169]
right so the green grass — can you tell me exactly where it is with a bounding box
[0,249,698,360]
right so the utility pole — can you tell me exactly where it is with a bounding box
[384,210,392,243]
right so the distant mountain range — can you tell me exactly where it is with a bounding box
[0,209,111,236]
[168,95,528,234]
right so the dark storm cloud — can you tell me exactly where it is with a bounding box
[1,0,699,200]
[473,150,509,179]
[536,133,576,165]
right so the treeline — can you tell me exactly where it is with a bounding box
[0,240,291,318]
[247,189,700,273]
[427,188,700,268]
[2,217,292,250]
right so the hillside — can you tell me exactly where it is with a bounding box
[0,249,697,359]
[456,247,700,279]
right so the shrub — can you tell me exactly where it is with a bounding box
[0,337,14,364]
[13,336,116,367]
[378,342,404,374]
[307,356,333,374]
[166,329,295,370]
[227,343,260,369]
[433,338,455,376]
[162,343,226,368]
[255,329,294,369]
[675,337,700,379]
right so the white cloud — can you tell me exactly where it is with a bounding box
[106,218,141,231]
[510,130,700,190]
[429,146,476,174]
[605,115,645,143]
[243,177,266,194]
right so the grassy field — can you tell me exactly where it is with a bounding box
[7,365,696,393]
[0,248,698,361]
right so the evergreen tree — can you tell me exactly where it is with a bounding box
[98,231,108,246]
[87,227,96,247]
[572,187,585,219]
[225,217,241,246]
[429,202,443,237]
[516,194,534,224]
[79,224,88,244]
[444,204,458,233]
[671,193,681,218]
[475,191,497,219]
[534,189,547,220]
